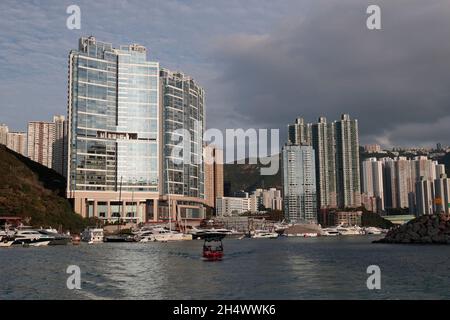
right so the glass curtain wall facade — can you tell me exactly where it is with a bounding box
[67,37,206,222]
[68,37,159,192]
[67,37,159,220]
[160,69,205,199]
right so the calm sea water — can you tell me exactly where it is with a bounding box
[1,236,449,300]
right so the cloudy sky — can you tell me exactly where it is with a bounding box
[0,0,449,149]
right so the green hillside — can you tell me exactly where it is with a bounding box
[0,145,89,232]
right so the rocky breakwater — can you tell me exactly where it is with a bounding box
[374,214,450,244]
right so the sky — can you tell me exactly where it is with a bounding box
[0,0,449,149]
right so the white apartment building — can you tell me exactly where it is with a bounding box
[216,196,254,216]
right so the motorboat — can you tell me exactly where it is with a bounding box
[152,228,192,242]
[137,230,156,242]
[189,227,244,239]
[104,234,137,242]
[12,229,54,246]
[0,236,14,247]
[273,222,291,235]
[72,235,81,245]
[251,230,279,239]
[336,225,363,236]
[203,233,225,261]
[364,227,383,235]
[321,227,340,236]
[286,232,318,237]
[38,228,71,245]
[137,227,192,242]
[81,227,104,243]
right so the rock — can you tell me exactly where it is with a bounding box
[421,236,432,243]
[432,235,447,244]
[428,228,439,237]
[376,214,450,245]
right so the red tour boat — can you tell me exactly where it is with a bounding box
[202,234,225,261]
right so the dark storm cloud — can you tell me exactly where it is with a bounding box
[211,0,450,147]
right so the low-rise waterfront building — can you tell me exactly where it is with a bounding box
[215,196,253,216]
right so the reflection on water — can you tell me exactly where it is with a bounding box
[1,236,449,300]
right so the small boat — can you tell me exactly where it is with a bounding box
[287,232,318,237]
[364,227,383,235]
[252,230,279,239]
[203,233,225,261]
[321,227,340,236]
[336,225,363,236]
[28,241,51,247]
[0,236,14,247]
[81,227,104,243]
[72,235,81,245]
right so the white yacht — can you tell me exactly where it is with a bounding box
[252,230,279,239]
[0,236,14,247]
[286,232,318,237]
[138,232,154,243]
[81,228,104,243]
[189,227,244,239]
[151,228,192,242]
[336,225,363,236]
[321,227,340,236]
[138,227,192,242]
[364,227,383,235]
[12,230,54,246]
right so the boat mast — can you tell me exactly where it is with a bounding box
[118,175,123,232]
[166,159,171,232]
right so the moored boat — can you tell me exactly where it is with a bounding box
[0,236,14,247]
[251,230,279,239]
[336,225,363,236]
[38,229,71,245]
[364,227,383,235]
[189,227,244,240]
[12,229,54,246]
[72,235,81,245]
[136,227,192,242]
[104,234,137,242]
[81,227,104,243]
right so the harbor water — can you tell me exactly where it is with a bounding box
[1,236,449,299]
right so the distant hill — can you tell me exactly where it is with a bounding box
[224,155,282,194]
[0,145,88,232]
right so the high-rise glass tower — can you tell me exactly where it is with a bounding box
[282,145,317,223]
[67,37,207,222]
[67,37,160,221]
[335,114,361,208]
[160,69,205,200]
